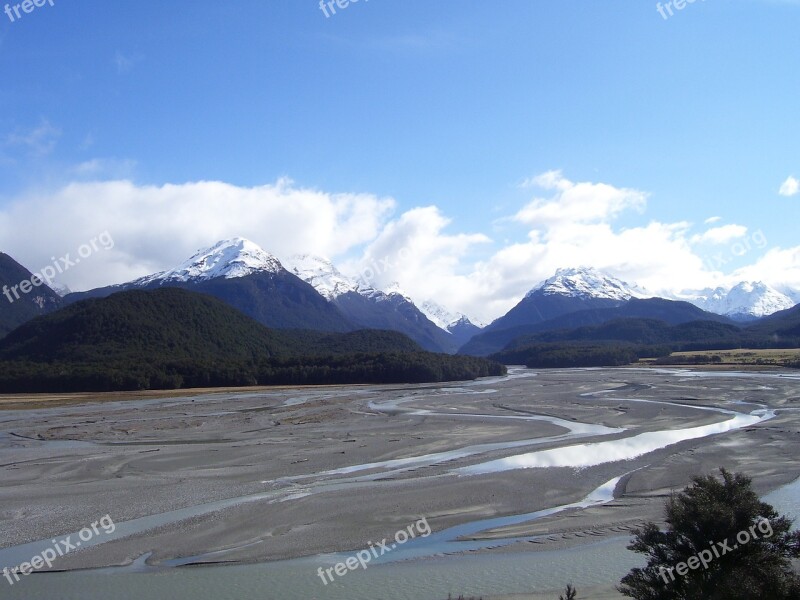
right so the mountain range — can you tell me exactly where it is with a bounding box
[1,241,798,357]
[674,282,796,321]
[284,254,463,352]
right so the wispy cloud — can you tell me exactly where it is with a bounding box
[3,119,61,158]
[71,158,137,179]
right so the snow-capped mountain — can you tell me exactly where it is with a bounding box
[134,238,283,286]
[471,267,641,350]
[379,281,416,303]
[65,239,352,332]
[459,267,654,355]
[420,301,484,347]
[285,254,361,300]
[284,255,409,304]
[678,281,796,321]
[420,301,483,330]
[528,267,649,301]
[284,256,459,352]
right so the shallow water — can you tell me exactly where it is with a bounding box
[2,367,798,600]
[1,476,639,600]
[8,474,800,600]
[459,409,772,473]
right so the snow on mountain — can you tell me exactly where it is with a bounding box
[420,300,484,330]
[134,238,283,286]
[283,258,459,350]
[678,281,796,320]
[285,255,410,304]
[527,267,650,302]
[343,279,421,306]
[285,254,361,300]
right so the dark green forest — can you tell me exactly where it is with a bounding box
[0,288,505,392]
[490,316,800,368]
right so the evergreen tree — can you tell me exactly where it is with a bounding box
[619,469,800,599]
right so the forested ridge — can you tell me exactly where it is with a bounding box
[490,316,800,368]
[0,288,505,392]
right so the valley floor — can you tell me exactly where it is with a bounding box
[2,367,800,599]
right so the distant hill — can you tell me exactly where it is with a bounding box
[505,318,744,348]
[490,312,800,368]
[0,253,62,338]
[0,288,504,392]
[461,297,734,356]
[747,304,800,338]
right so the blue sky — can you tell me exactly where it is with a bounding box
[0,0,798,321]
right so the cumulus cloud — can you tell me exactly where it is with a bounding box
[344,172,719,322]
[0,178,394,291]
[513,170,647,227]
[731,245,800,293]
[1,172,797,324]
[779,175,799,197]
[339,206,490,308]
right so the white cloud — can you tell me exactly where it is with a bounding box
[513,170,647,227]
[690,224,748,245]
[340,206,490,313]
[0,178,394,291]
[704,216,722,224]
[343,172,721,322]
[779,175,799,197]
[0,172,796,324]
[732,246,800,292]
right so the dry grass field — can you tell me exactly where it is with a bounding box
[641,348,800,368]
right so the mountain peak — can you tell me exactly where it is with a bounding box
[136,238,284,285]
[420,300,484,330]
[679,280,795,319]
[284,254,361,300]
[528,267,647,302]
